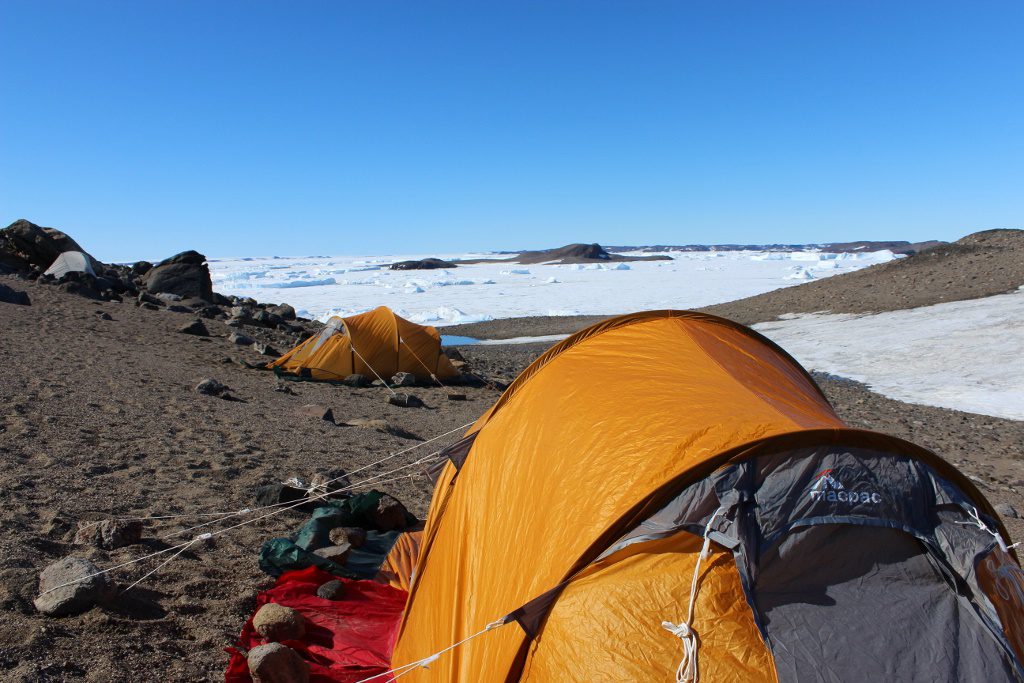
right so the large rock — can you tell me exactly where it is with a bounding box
[143,250,214,301]
[386,393,424,408]
[0,219,98,274]
[195,378,232,399]
[255,482,308,508]
[316,580,346,600]
[178,320,210,336]
[328,526,366,549]
[313,543,351,565]
[268,304,296,321]
[74,519,143,549]
[0,283,30,306]
[253,603,306,642]
[229,332,255,346]
[370,494,411,531]
[33,557,113,617]
[247,643,310,683]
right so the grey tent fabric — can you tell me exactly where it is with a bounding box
[44,251,95,278]
[757,524,1018,682]
[593,442,1024,682]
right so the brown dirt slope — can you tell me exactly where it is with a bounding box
[701,228,1024,325]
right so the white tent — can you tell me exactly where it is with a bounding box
[44,251,95,278]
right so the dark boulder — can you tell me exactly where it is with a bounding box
[268,303,296,321]
[143,250,214,301]
[131,261,152,276]
[0,283,30,306]
[195,378,231,397]
[229,332,255,346]
[73,519,143,550]
[386,393,424,408]
[178,320,210,336]
[316,580,346,600]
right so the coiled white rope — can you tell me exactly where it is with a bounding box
[662,506,726,683]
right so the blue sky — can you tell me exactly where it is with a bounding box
[2,1,1021,261]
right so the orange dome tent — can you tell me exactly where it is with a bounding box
[268,306,459,382]
[384,310,1024,682]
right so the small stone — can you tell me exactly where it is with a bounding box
[328,526,366,548]
[195,378,230,397]
[995,503,1019,519]
[247,643,310,683]
[297,404,333,422]
[254,342,279,356]
[178,320,209,336]
[74,519,142,549]
[97,312,113,321]
[255,483,307,508]
[253,603,306,642]
[447,393,467,401]
[390,372,416,387]
[141,302,160,311]
[387,393,424,408]
[313,543,351,565]
[137,291,163,307]
[342,417,420,440]
[370,494,410,531]
[308,470,349,497]
[155,292,183,303]
[316,580,346,600]
[229,332,255,346]
[34,557,113,617]
[167,304,192,313]
[342,374,369,388]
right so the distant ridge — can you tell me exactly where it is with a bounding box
[604,240,944,255]
[700,229,1024,324]
[458,242,671,265]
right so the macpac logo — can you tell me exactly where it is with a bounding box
[808,469,882,504]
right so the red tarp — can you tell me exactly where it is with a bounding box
[225,567,407,683]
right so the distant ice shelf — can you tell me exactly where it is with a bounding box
[208,248,900,326]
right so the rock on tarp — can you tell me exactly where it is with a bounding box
[224,566,407,683]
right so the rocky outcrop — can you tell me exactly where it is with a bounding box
[389,257,457,270]
[0,219,98,274]
[143,250,214,301]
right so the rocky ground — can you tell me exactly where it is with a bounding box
[0,223,1021,681]
[0,276,500,682]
